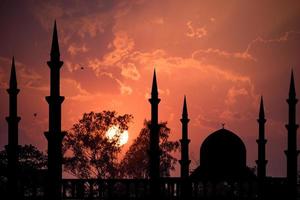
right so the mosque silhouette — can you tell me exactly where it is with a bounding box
[2,22,299,200]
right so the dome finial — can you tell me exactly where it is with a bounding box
[222,123,225,129]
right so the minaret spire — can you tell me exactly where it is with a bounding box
[180,95,190,178]
[9,56,17,89]
[256,96,267,180]
[6,56,21,199]
[149,69,161,197]
[44,21,66,200]
[259,96,265,119]
[289,70,296,97]
[182,95,188,117]
[51,20,60,61]
[151,68,158,97]
[285,70,299,200]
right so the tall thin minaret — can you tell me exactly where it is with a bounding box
[179,96,190,178]
[6,57,21,199]
[148,69,161,199]
[256,96,267,180]
[44,21,66,200]
[285,70,299,200]
[149,69,160,180]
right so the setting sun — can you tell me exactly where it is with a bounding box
[106,126,129,146]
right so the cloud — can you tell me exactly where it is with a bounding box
[121,63,140,80]
[67,43,89,56]
[219,110,240,121]
[186,21,207,39]
[86,31,135,76]
[32,1,107,38]
[205,66,251,83]
[192,30,300,64]
[127,46,259,124]
[210,17,216,22]
[225,87,249,105]
[62,78,90,97]
[65,61,82,72]
[220,83,258,122]
[19,67,47,92]
[68,31,137,95]
[85,58,134,95]
[159,88,170,96]
[129,49,201,74]
[0,63,8,89]
[75,15,105,38]
[194,113,219,130]
[87,58,104,75]
[244,31,300,58]
[192,48,256,61]
[31,1,64,30]
[151,17,164,25]
[106,31,134,61]
[144,88,170,100]
[128,46,252,84]
[116,79,132,95]
[0,57,47,91]
[61,78,106,102]
[125,43,259,126]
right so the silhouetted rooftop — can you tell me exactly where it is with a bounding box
[191,128,255,180]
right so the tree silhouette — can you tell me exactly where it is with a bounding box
[0,144,47,172]
[0,145,47,193]
[63,110,133,179]
[119,120,179,178]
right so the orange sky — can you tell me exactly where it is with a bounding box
[0,0,300,177]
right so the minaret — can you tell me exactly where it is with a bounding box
[256,96,267,179]
[149,69,161,179]
[44,21,66,200]
[179,96,190,178]
[149,69,161,198]
[6,57,21,199]
[285,70,299,200]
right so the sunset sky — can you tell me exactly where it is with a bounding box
[0,0,300,177]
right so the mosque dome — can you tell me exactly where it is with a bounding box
[191,128,254,180]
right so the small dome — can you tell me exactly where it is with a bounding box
[191,128,253,180]
[200,128,246,169]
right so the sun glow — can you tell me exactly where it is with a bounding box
[106,126,129,146]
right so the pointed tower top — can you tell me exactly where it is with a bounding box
[221,123,225,129]
[50,20,60,60]
[9,56,17,89]
[182,95,188,117]
[151,69,158,97]
[289,69,296,97]
[259,96,265,118]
